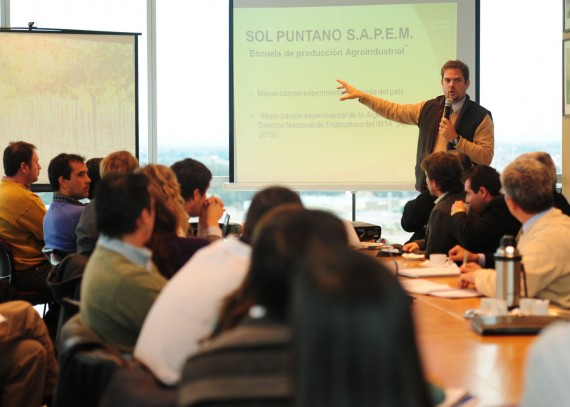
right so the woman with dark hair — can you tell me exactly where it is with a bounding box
[177,208,349,406]
[293,246,433,407]
[210,207,348,337]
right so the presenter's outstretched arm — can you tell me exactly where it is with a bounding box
[337,79,364,101]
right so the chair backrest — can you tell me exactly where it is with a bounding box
[55,314,125,407]
[0,240,13,282]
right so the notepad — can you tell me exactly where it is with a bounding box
[400,279,481,298]
[398,262,460,278]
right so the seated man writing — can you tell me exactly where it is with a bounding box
[458,158,570,308]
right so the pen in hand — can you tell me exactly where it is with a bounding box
[462,250,469,267]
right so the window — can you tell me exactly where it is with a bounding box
[6,0,563,244]
[480,0,562,173]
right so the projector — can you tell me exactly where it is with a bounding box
[351,221,382,242]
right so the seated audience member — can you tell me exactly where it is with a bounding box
[449,244,495,269]
[401,151,472,244]
[85,157,103,201]
[400,189,434,243]
[0,141,51,291]
[76,151,139,256]
[43,153,91,257]
[139,164,209,278]
[171,158,224,241]
[520,322,570,407]
[178,208,350,406]
[458,158,570,308]
[293,246,433,407]
[403,151,465,256]
[518,151,570,216]
[0,300,58,407]
[80,173,166,353]
[449,165,520,253]
[134,186,302,386]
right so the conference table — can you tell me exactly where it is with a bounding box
[408,274,534,406]
[400,277,536,406]
[368,249,544,405]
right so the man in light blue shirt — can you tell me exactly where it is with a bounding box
[80,173,166,353]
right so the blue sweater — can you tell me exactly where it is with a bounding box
[43,200,85,254]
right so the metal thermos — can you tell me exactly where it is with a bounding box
[494,235,522,309]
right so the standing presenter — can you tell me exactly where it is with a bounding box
[337,60,494,192]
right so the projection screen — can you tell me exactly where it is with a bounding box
[0,29,139,189]
[229,0,478,190]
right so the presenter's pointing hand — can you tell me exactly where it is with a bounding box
[336,79,363,101]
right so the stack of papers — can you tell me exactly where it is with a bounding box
[400,279,481,298]
[398,261,461,278]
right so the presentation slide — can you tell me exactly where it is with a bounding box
[0,31,138,187]
[231,0,476,190]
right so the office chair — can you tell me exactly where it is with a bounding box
[0,239,53,314]
[0,240,12,281]
[55,314,125,407]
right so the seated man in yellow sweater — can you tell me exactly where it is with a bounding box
[0,141,51,291]
[80,173,166,353]
[458,158,570,308]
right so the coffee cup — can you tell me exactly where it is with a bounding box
[519,298,549,316]
[480,298,508,316]
[429,253,448,267]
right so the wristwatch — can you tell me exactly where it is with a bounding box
[452,137,460,147]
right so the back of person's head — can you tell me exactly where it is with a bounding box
[464,165,501,196]
[248,208,348,320]
[47,153,85,192]
[447,150,473,173]
[420,151,463,193]
[441,59,469,81]
[86,157,103,200]
[212,208,347,336]
[170,158,212,200]
[3,141,36,177]
[517,151,557,189]
[240,186,303,244]
[501,158,553,214]
[95,173,152,238]
[293,248,432,407]
[100,150,138,178]
[138,164,189,236]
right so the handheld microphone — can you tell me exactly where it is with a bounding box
[443,98,453,120]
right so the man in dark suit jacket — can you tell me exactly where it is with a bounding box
[449,165,520,254]
[403,151,465,256]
